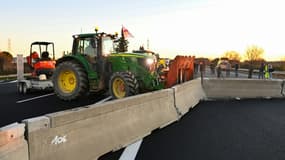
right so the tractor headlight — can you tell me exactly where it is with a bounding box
[146,58,154,66]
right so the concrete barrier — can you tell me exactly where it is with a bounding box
[4,78,285,160]
[173,78,206,115]
[25,88,178,160]
[203,78,284,99]
[273,72,285,79]
[0,123,28,160]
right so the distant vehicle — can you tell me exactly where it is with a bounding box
[217,59,230,70]
[17,42,56,94]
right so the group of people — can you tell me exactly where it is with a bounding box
[259,63,274,79]
[214,62,238,78]
[193,61,275,79]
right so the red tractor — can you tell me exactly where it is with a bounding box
[18,42,56,94]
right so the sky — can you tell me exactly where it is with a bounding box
[1,0,285,61]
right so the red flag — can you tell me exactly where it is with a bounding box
[122,26,134,38]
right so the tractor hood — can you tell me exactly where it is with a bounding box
[109,52,155,59]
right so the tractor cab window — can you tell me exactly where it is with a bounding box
[77,38,97,66]
[77,38,97,58]
[102,37,114,57]
[81,38,97,58]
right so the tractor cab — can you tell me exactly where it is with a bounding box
[28,42,56,79]
[71,33,116,62]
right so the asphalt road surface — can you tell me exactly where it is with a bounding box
[100,98,285,160]
[0,81,107,127]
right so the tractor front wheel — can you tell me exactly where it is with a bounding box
[109,72,138,99]
[52,61,88,101]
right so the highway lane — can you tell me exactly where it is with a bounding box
[99,71,282,160]
[135,99,285,160]
[0,81,108,127]
[99,98,285,160]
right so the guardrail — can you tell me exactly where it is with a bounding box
[238,68,285,79]
[0,73,31,79]
[1,78,285,160]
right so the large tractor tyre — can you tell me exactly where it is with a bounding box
[109,72,139,99]
[52,61,88,101]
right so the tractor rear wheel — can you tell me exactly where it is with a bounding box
[52,61,88,101]
[109,72,139,99]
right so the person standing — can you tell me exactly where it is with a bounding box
[248,65,253,79]
[268,63,273,79]
[199,62,205,76]
[258,63,265,79]
[210,63,215,74]
[264,63,269,79]
[194,62,199,74]
[226,62,231,77]
[217,65,222,78]
[234,63,239,78]
[199,62,205,84]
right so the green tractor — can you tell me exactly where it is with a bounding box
[52,31,164,100]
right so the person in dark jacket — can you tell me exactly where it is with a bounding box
[258,63,264,79]
[234,63,239,77]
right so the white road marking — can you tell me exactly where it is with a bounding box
[96,96,112,104]
[16,94,111,104]
[119,139,143,160]
[16,93,55,103]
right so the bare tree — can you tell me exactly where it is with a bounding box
[244,45,264,78]
[245,45,264,63]
[223,50,241,62]
[0,51,13,74]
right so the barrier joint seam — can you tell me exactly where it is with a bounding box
[171,88,182,117]
[22,122,32,160]
[281,80,285,96]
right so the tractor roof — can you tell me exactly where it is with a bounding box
[73,32,116,39]
[110,52,155,59]
[73,33,96,38]
[31,41,54,45]
[133,49,155,55]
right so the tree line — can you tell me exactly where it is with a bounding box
[213,45,285,71]
[1,45,285,75]
[0,51,15,75]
